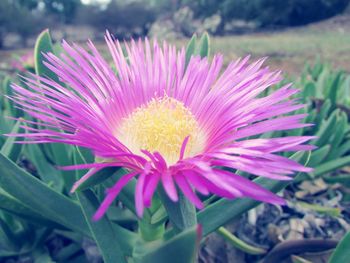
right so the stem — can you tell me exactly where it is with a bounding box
[158,187,197,233]
[139,219,165,242]
[138,196,165,241]
[217,227,266,255]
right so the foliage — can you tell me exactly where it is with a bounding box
[0,0,44,47]
[184,0,350,27]
[1,31,350,262]
[76,0,156,38]
[329,230,350,263]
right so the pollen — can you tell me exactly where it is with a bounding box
[117,97,206,165]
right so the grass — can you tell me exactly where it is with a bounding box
[160,24,349,76]
[1,24,350,77]
[208,28,350,75]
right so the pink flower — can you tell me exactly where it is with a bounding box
[8,33,314,220]
[12,51,35,72]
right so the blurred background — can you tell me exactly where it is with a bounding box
[2,1,350,263]
[1,0,350,75]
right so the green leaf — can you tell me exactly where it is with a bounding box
[302,82,316,98]
[76,190,127,263]
[133,225,201,263]
[198,177,289,236]
[73,147,138,215]
[52,243,82,262]
[324,174,350,188]
[328,72,343,106]
[217,227,266,255]
[336,140,350,158]
[198,151,310,236]
[0,217,20,250]
[34,29,75,190]
[158,188,196,233]
[327,112,348,160]
[198,32,210,58]
[0,190,62,228]
[102,169,138,216]
[1,118,22,161]
[0,152,90,236]
[24,144,64,192]
[1,76,16,117]
[75,167,120,192]
[308,145,330,167]
[314,110,338,147]
[185,34,197,66]
[313,155,350,177]
[34,29,59,82]
[73,147,138,256]
[49,143,76,191]
[291,255,313,263]
[296,201,341,217]
[329,231,350,263]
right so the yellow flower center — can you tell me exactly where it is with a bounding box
[117,97,205,165]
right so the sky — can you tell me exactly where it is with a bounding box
[81,0,111,5]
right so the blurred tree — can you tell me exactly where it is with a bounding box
[0,0,12,48]
[178,0,350,28]
[76,0,156,38]
[0,0,44,48]
[43,0,81,23]
[220,0,350,27]
[17,0,39,10]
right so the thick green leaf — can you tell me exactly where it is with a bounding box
[101,169,138,216]
[24,144,64,191]
[336,140,350,158]
[313,155,350,177]
[198,151,310,236]
[324,174,350,188]
[291,255,313,263]
[73,148,138,216]
[1,119,22,161]
[73,148,138,256]
[0,190,62,228]
[314,110,338,147]
[217,227,266,255]
[158,188,196,233]
[308,145,330,167]
[34,29,75,189]
[77,190,127,263]
[185,34,197,66]
[133,225,200,263]
[0,153,90,236]
[34,29,59,82]
[75,167,120,192]
[318,99,331,121]
[198,177,289,236]
[329,231,350,263]
[327,112,348,159]
[49,143,76,191]
[52,243,82,262]
[1,76,16,117]
[198,32,210,58]
[297,201,341,217]
[0,217,20,250]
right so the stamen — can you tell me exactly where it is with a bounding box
[117,97,205,165]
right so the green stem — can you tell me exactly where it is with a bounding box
[217,227,266,255]
[138,196,166,241]
[139,219,165,242]
[158,187,197,233]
